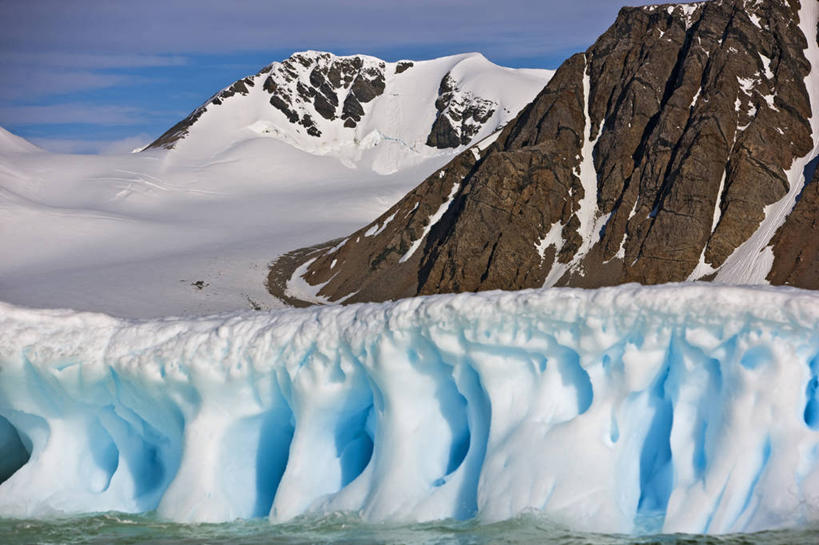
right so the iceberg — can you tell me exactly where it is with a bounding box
[1,283,819,534]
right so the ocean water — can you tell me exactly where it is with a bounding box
[0,513,817,545]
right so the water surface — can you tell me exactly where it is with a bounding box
[1,513,817,545]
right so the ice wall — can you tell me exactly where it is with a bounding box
[1,284,819,534]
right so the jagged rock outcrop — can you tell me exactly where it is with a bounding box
[426,73,497,148]
[271,0,819,304]
[147,52,387,148]
[144,51,550,155]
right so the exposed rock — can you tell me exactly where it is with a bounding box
[396,61,414,74]
[284,148,482,302]
[351,69,386,102]
[342,93,365,125]
[270,95,299,123]
[769,159,819,288]
[313,91,337,120]
[301,114,322,137]
[426,114,461,149]
[309,67,325,88]
[425,73,497,149]
[296,81,315,100]
[274,0,818,304]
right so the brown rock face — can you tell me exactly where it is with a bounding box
[297,149,482,302]
[426,73,498,149]
[274,0,817,303]
[560,0,813,288]
[768,159,819,288]
[271,0,817,303]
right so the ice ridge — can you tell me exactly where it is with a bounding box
[1,283,819,534]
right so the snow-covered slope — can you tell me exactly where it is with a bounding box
[148,51,552,174]
[0,131,429,317]
[1,284,818,534]
[0,126,40,154]
[0,54,551,317]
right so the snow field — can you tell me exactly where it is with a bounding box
[0,53,552,318]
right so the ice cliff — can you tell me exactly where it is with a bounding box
[1,283,819,534]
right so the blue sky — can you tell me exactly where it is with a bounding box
[0,0,655,154]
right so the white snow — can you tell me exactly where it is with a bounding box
[608,200,640,263]
[364,210,397,237]
[399,181,461,263]
[573,58,602,254]
[749,13,762,29]
[687,249,717,281]
[172,51,552,176]
[759,54,773,80]
[690,87,701,109]
[0,53,552,318]
[710,170,726,234]
[542,55,602,286]
[688,170,727,279]
[284,257,332,304]
[680,3,700,28]
[762,92,777,110]
[614,234,627,260]
[535,221,563,261]
[476,129,502,151]
[1,284,819,535]
[0,136,435,317]
[0,126,41,154]
[737,76,756,96]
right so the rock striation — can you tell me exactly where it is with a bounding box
[272,0,819,304]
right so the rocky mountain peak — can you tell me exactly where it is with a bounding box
[258,51,388,134]
[269,0,819,305]
[144,51,551,168]
[146,51,390,149]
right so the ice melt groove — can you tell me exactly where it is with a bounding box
[1,284,819,534]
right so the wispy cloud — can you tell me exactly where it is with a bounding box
[0,70,139,100]
[0,104,148,126]
[0,0,659,63]
[0,52,183,99]
[0,52,187,69]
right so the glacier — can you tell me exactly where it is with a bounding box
[1,283,819,535]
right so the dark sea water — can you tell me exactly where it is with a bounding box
[1,513,817,545]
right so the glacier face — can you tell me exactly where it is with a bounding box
[1,284,819,534]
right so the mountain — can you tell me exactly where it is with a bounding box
[0,54,551,318]
[273,0,819,305]
[0,126,40,154]
[146,51,552,174]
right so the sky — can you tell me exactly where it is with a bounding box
[0,0,657,154]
